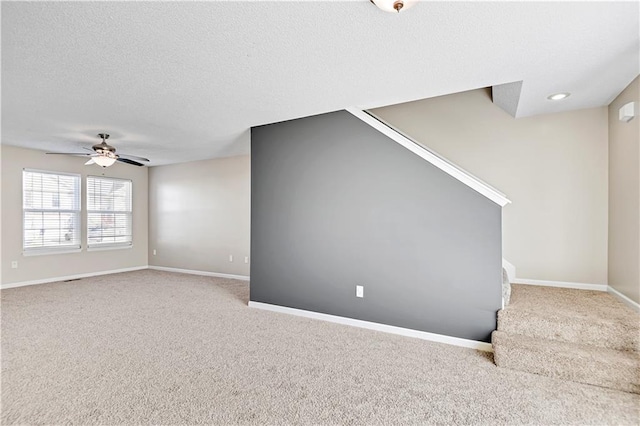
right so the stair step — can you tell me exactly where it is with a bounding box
[498,285,639,352]
[492,330,640,394]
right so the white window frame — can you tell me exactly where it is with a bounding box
[22,169,82,255]
[86,176,133,250]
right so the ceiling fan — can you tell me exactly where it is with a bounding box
[46,133,150,167]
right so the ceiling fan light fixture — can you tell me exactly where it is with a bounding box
[46,133,149,167]
[93,154,117,168]
[371,0,416,13]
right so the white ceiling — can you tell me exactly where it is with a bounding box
[2,1,639,166]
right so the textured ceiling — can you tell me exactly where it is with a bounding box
[2,1,639,166]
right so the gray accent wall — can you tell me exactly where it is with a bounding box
[251,110,502,342]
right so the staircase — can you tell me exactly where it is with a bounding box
[492,284,640,394]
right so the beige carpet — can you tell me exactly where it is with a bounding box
[2,270,639,425]
[493,330,640,393]
[493,284,640,394]
[498,284,639,351]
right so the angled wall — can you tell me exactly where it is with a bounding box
[251,110,503,342]
[372,88,608,285]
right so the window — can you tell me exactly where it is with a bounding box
[23,170,81,253]
[87,176,133,248]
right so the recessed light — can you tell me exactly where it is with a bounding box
[547,93,570,101]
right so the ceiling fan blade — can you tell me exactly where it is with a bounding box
[46,152,93,157]
[82,146,94,152]
[117,157,145,167]
[118,153,150,162]
[85,158,95,165]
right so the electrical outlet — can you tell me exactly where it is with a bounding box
[11,261,18,269]
[229,254,233,262]
[153,249,157,256]
[356,285,364,298]
[244,256,249,264]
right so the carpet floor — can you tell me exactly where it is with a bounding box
[498,284,639,351]
[1,270,638,425]
[493,284,639,393]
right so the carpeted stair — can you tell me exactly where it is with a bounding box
[492,284,640,394]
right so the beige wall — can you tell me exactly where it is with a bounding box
[372,89,609,284]
[608,76,640,303]
[148,155,250,277]
[1,145,149,285]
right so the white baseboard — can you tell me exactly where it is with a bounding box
[512,278,607,292]
[0,266,149,290]
[248,301,493,352]
[607,286,640,312]
[148,265,250,281]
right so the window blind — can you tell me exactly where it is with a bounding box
[23,170,81,251]
[87,176,133,248]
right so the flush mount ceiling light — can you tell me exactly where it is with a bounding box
[371,0,416,13]
[547,92,570,101]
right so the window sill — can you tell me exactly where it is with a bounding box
[87,244,133,252]
[23,247,82,257]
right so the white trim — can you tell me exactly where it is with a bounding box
[148,265,250,281]
[607,286,640,312]
[0,266,148,290]
[87,244,133,252]
[502,258,516,284]
[345,107,511,207]
[23,247,82,256]
[248,301,493,352]
[512,278,607,292]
